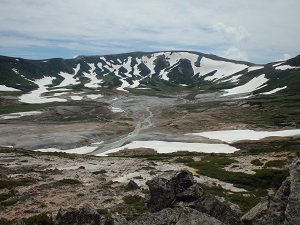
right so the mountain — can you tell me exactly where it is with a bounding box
[0,51,299,101]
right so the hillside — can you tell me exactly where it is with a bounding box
[1,51,299,99]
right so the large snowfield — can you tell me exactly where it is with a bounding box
[189,129,300,143]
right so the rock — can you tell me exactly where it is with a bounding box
[146,170,201,212]
[146,170,240,225]
[195,193,241,225]
[10,220,26,225]
[55,204,100,225]
[175,207,224,225]
[241,195,287,225]
[129,207,224,225]
[10,187,19,195]
[126,180,139,190]
[285,160,300,224]
[104,213,128,225]
[242,160,300,225]
[129,208,181,225]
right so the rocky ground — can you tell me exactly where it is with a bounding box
[0,90,299,224]
[0,147,295,222]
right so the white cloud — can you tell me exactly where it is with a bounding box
[222,47,248,61]
[276,53,291,62]
[212,22,250,42]
[0,0,299,63]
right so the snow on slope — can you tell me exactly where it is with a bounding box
[189,129,300,143]
[261,86,287,95]
[275,65,300,70]
[248,66,264,72]
[84,63,103,88]
[19,77,67,103]
[0,85,20,91]
[222,74,268,96]
[0,111,43,120]
[54,64,81,88]
[199,57,248,81]
[97,140,239,156]
[12,68,20,74]
[93,52,254,91]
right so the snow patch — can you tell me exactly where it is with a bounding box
[261,86,287,95]
[199,57,248,81]
[0,85,20,92]
[188,129,300,143]
[55,64,81,87]
[111,107,124,113]
[0,111,43,120]
[275,65,300,70]
[222,74,268,96]
[84,63,103,88]
[19,77,67,103]
[248,66,264,72]
[70,96,83,101]
[86,94,103,99]
[12,68,20,74]
[35,144,100,155]
[97,140,239,156]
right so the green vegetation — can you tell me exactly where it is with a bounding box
[232,138,300,155]
[0,214,53,225]
[96,208,109,215]
[56,178,81,185]
[1,195,30,207]
[173,154,290,213]
[251,159,264,166]
[0,179,33,189]
[187,155,288,190]
[123,195,146,212]
[0,102,63,114]
[175,157,195,163]
[0,193,13,202]
[198,184,260,213]
[264,160,286,168]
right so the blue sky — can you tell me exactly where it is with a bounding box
[0,0,299,63]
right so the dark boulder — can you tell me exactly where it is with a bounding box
[54,204,100,225]
[242,160,300,225]
[126,180,139,190]
[146,170,240,225]
[146,170,201,212]
[195,193,240,225]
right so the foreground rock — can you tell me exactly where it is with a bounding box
[144,170,240,225]
[54,204,101,225]
[130,207,224,225]
[242,160,300,225]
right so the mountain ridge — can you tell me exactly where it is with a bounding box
[0,51,299,99]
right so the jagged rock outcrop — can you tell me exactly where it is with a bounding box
[126,180,139,190]
[146,170,202,212]
[104,213,128,225]
[242,160,300,225]
[285,160,300,224]
[130,207,224,225]
[145,170,240,225]
[54,204,101,225]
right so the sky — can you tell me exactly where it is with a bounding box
[0,0,299,64]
